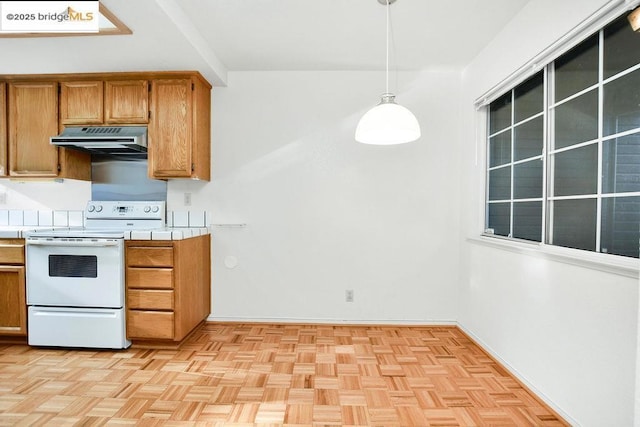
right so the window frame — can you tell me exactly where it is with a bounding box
[485,70,548,243]
[477,2,640,276]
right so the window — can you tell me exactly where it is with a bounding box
[486,12,640,259]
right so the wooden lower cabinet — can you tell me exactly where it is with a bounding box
[125,235,210,343]
[0,239,26,336]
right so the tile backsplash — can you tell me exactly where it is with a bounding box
[0,210,85,227]
[166,210,210,227]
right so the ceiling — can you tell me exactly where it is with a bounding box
[0,0,531,86]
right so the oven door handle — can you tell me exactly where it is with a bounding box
[26,239,121,247]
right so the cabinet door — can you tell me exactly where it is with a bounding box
[0,266,26,336]
[60,81,104,125]
[148,79,193,178]
[0,83,6,176]
[8,82,59,177]
[104,80,149,124]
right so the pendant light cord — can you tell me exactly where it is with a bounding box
[385,0,389,95]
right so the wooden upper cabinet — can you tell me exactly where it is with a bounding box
[8,82,59,177]
[60,79,149,126]
[104,80,149,124]
[148,77,210,180]
[149,79,192,178]
[60,81,104,125]
[0,83,7,177]
[7,81,90,180]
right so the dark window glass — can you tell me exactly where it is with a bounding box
[513,201,542,242]
[514,116,544,161]
[489,130,511,167]
[603,68,640,136]
[602,133,640,194]
[552,199,597,251]
[486,11,640,259]
[514,72,544,123]
[604,14,640,79]
[489,167,511,201]
[601,196,640,258]
[554,89,598,149]
[553,144,598,196]
[488,203,511,237]
[554,34,599,102]
[49,255,98,278]
[489,93,512,134]
[514,160,543,199]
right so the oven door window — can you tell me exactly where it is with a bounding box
[49,255,98,278]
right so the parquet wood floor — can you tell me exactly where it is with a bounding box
[0,324,568,426]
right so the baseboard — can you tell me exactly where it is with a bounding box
[206,315,457,326]
[456,323,578,427]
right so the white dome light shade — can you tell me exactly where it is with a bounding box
[355,97,421,145]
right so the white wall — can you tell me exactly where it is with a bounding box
[460,0,639,425]
[0,179,89,211]
[169,70,463,323]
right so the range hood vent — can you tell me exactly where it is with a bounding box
[51,126,148,159]
[83,127,126,135]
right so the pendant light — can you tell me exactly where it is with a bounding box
[355,0,421,145]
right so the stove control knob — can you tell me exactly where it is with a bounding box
[144,206,151,213]
[151,206,160,213]
[95,205,103,213]
[87,205,95,212]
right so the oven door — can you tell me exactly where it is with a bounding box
[26,238,124,308]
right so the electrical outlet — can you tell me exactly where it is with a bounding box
[0,192,6,204]
[184,192,192,206]
[345,289,354,303]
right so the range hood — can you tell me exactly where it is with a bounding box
[51,126,148,158]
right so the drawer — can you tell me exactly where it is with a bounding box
[127,310,174,339]
[127,267,173,289]
[128,289,173,310]
[0,240,25,265]
[127,246,173,267]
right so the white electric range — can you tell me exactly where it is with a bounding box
[25,200,165,349]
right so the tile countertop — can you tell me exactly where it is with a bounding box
[0,226,63,239]
[0,209,215,240]
[0,226,211,240]
[126,227,211,241]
